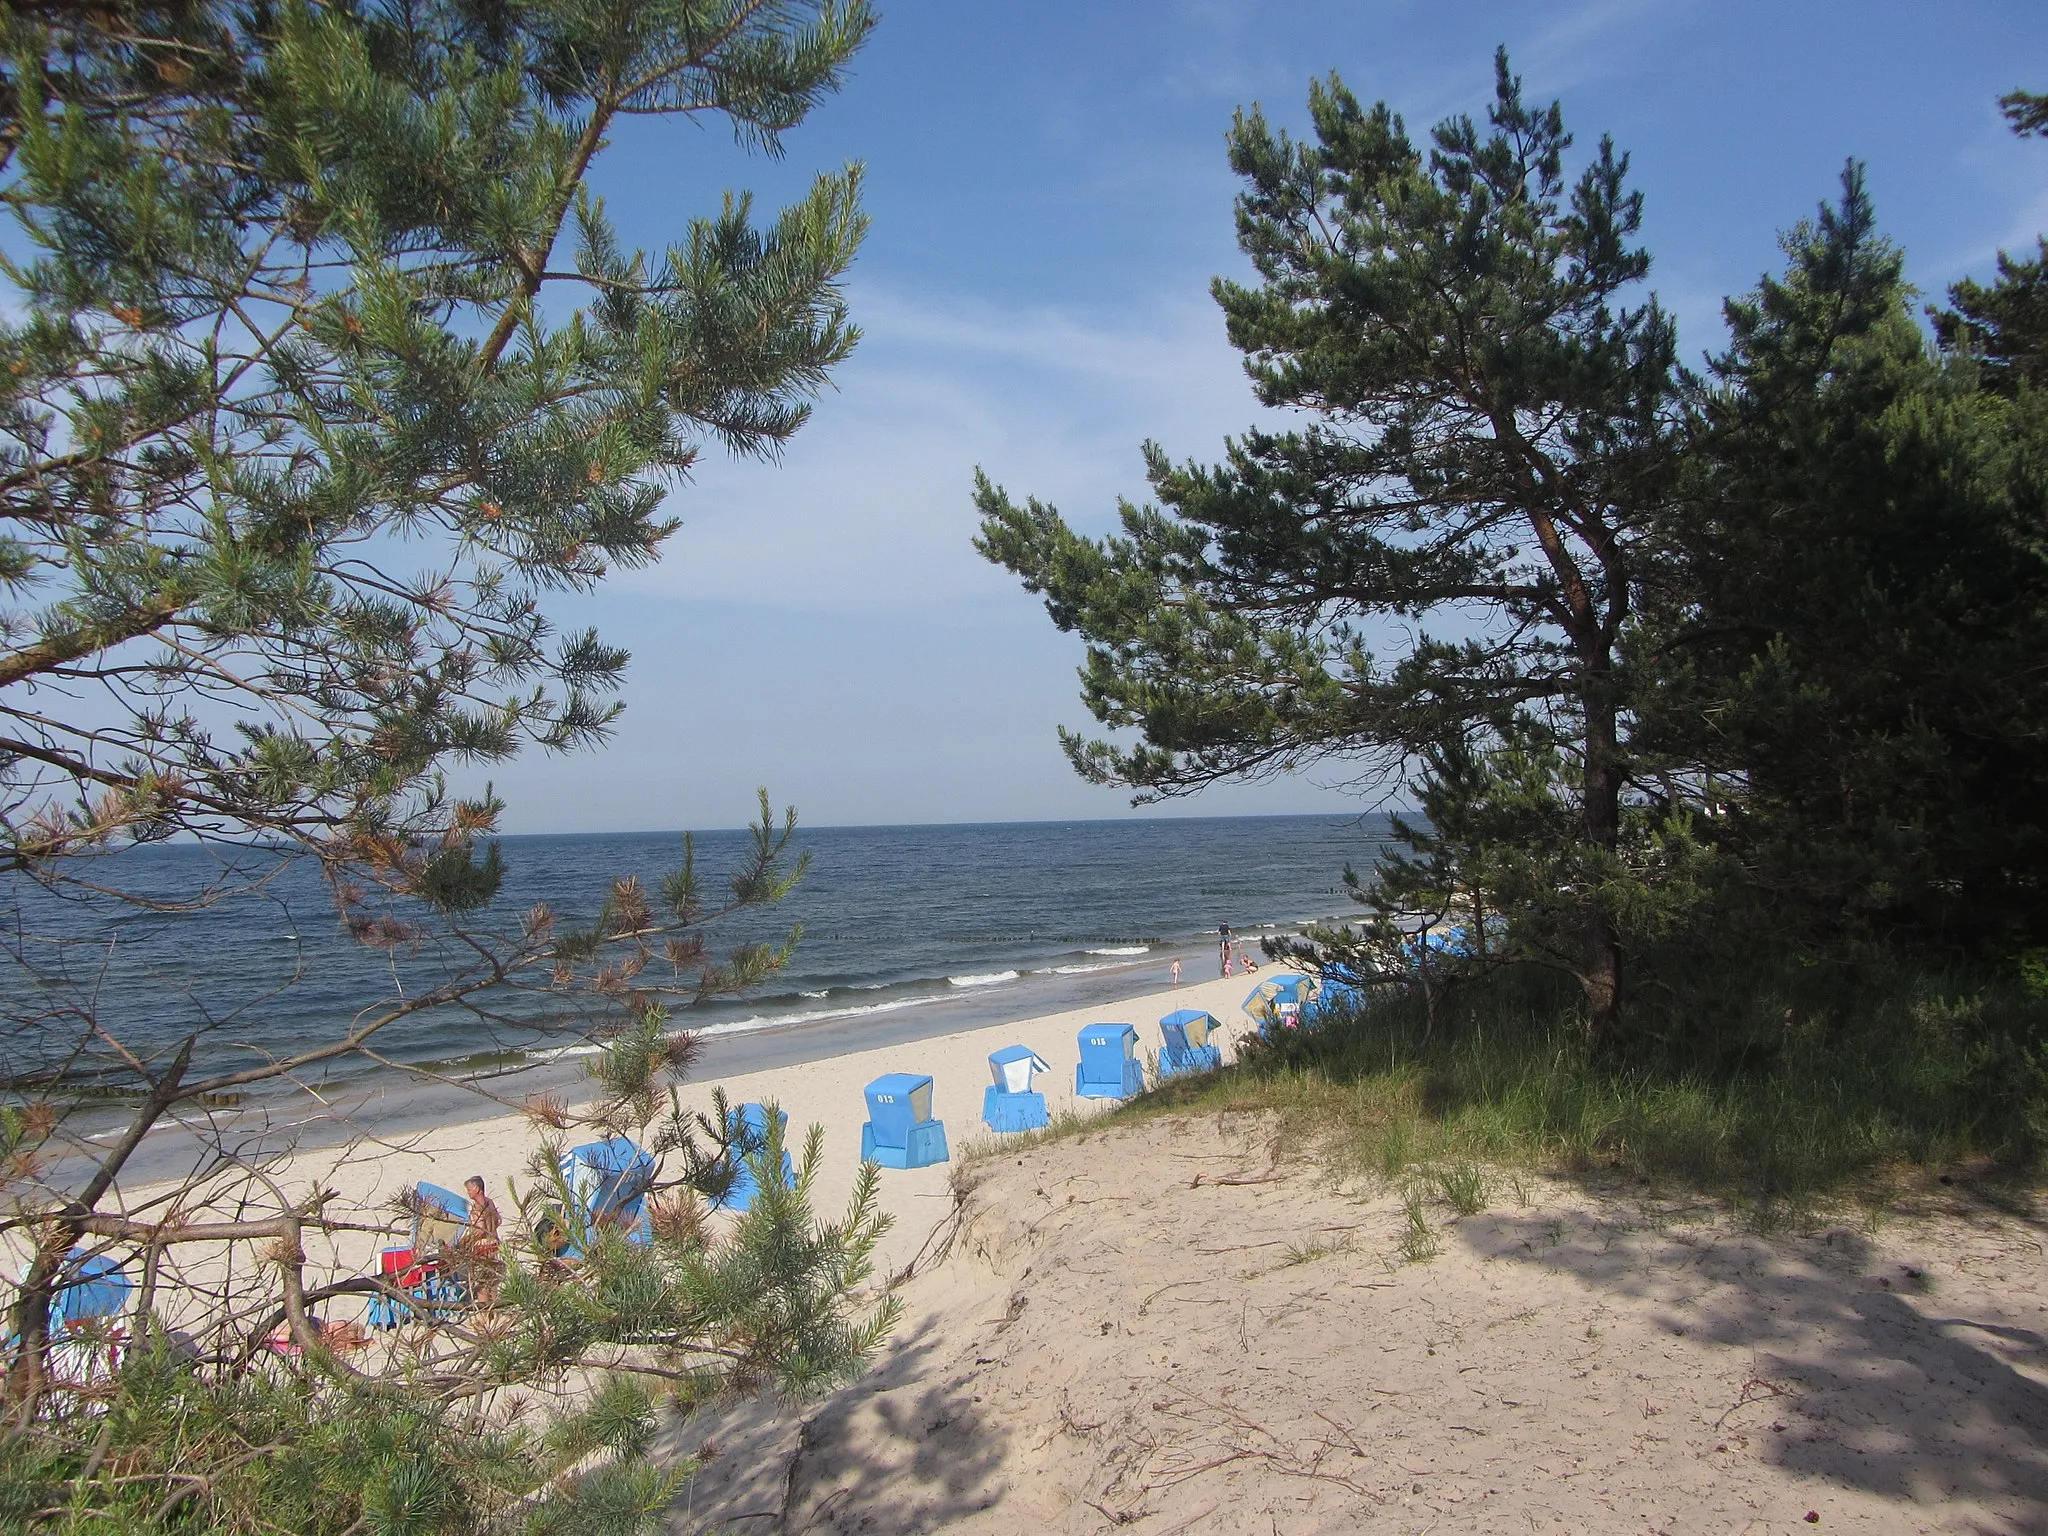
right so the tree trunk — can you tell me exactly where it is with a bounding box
[1580,668,1625,1045]
[3,1039,191,1425]
[3,1234,67,1430]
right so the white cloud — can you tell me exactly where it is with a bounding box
[618,280,1278,616]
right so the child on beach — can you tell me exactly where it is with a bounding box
[1171,958,1182,988]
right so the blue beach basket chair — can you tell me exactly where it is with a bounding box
[562,1136,656,1244]
[50,1249,132,1380]
[2,1248,133,1380]
[1158,1009,1224,1079]
[522,1139,655,1271]
[1076,1023,1143,1100]
[860,1073,949,1168]
[982,1044,1052,1132]
[715,1102,796,1213]
[52,1250,131,1334]
[1243,973,1316,1034]
[369,1182,469,1328]
[1303,968,1365,1023]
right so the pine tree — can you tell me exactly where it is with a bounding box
[1933,88,2047,393]
[0,0,872,889]
[0,6,896,1526]
[976,52,1678,1038]
[1640,166,2048,950]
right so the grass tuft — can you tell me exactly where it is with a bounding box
[1398,1185,1439,1263]
[1432,1161,1488,1216]
[1158,947,2048,1216]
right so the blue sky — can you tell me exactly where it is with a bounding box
[480,0,2048,833]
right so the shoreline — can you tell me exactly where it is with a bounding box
[102,963,1279,1290]
[93,930,1294,1190]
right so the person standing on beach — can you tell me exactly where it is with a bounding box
[1172,958,1182,988]
[461,1175,503,1304]
[1219,925,1235,977]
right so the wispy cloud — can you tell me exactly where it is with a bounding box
[620,281,1277,616]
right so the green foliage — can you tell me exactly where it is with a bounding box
[1641,165,2048,953]
[0,0,874,887]
[1431,1161,1488,1216]
[2,1103,896,1533]
[0,4,889,1527]
[976,50,1684,1032]
[1206,951,2048,1213]
[1396,1186,1438,1264]
[1932,86,2047,393]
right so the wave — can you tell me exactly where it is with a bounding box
[799,990,829,998]
[695,991,947,1036]
[1085,945,1150,956]
[1050,961,1124,976]
[947,970,1020,988]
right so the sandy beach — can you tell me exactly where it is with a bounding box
[673,1115,2048,1535]
[150,967,1271,1290]
[58,966,2048,1535]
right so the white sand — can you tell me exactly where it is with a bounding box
[674,1113,2048,1535]
[231,967,1269,1286]
[37,968,2048,1533]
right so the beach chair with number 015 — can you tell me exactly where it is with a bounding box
[1075,1023,1143,1100]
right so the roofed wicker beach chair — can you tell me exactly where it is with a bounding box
[982,1044,1052,1131]
[714,1102,797,1213]
[1303,968,1365,1022]
[1158,1008,1223,1079]
[562,1136,656,1243]
[860,1072,949,1168]
[1242,972,1317,1033]
[1076,1022,1143,1099]
[526,1137,658,1269]
[370,1180,480,1326]
[30,1248,133,1384]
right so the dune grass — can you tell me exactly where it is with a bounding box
[1109,950,2048,1223]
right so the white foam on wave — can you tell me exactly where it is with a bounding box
[1050,961,1123,976]
[1085,945,1150,956]
[800,990,829,998]
[947,970,1021,988]
[694,992,946,1036]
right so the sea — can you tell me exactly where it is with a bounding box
[4,814,1393,1124]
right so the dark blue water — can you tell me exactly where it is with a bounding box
[2,815,1390,1097]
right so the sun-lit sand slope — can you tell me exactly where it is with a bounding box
[672,1113,2048,1536]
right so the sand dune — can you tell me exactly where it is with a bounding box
[675,1114,2048,1534]
[50,966,2048,1534]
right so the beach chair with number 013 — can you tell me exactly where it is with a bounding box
[982,1044,1052,1131]
[1075,1023,1143,1100]
[859,1073,949,1168]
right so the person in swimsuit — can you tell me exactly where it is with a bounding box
[459,1175,503,1303]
